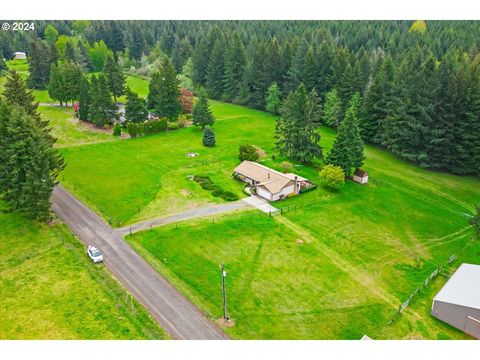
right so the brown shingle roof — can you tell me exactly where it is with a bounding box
[354,168,368,177]
[234,161,300,194]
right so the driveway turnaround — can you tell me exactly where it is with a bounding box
[115,200,250,236]
[50,185,229,340]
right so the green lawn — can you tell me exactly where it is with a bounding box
[39,106,116,148]
[59,103,279,226]
[0,201,167,339]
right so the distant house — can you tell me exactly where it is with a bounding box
[13,51,26,60]
[353,168,368,184]
[431,263,480,339]
[233,161,312,202]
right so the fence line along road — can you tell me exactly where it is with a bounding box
[50,185,229,340]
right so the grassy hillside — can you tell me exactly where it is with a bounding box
[0,202,167,339]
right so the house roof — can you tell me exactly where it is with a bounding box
[433,263,480,309]
[234,161,302,194]
[354,168,368,177]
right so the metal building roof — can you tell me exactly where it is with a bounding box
[433,263,480,309]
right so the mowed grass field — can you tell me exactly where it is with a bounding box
[0,201,167,339]
[59,103,277,226]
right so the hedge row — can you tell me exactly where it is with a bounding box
[193,175,239,201]
[127,118,168,138]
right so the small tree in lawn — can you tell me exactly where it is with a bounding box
[89,74,117,127]
[203,126,215,147]
[239,144,259,162]
[265,82,281,115]
[125,88,148,123]
[322,88,342,127]
[78,76,90,121]
[319,164,345,190]
[470,204,480,240]
[104,54,125,103]
[179,88,194,114]
[279,161,293,173]
[193,90,215,128]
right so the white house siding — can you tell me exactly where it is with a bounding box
[431,300,480,339]
[353,175,368,184]
[256,187,272,201]
[271,184,295,201]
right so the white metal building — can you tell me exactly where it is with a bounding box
[431,263,480,339]
[13,51,27,60]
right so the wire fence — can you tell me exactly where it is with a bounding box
[387,254,457,325]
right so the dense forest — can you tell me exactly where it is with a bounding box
[1,20,479,176]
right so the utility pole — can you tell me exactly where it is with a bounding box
[221,263,229,322]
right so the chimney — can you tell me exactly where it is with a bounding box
[294,176,298,194]
[268,173,270,179]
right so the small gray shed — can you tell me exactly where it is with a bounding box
[431,263,480,339]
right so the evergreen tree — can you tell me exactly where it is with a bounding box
[49,43,59,65]
[223,34,246,101]
[265,82,282,115]
[43,24,59,46]
[264,37,285,90]
[284,39,308,94]
[78,76,90,121]
[48,62,83,106]
[64,41,76,63]
[202,125,216,147]
[103,54,125,103]
[191,37,210,86]
[322,88,342,127]
[0,57,6,73]
[192,90,215,128]
[359,55,395,143]
[147,57,182,120]
[88,74,117,127]
[0,102,64,221]
[3,70,44,127]
[206,40,226,99]
[240,42,267,109]
[77,41,92,70]
[275,83,322,163]
[302,47,317,92]
[326,101,365,176]
[125,87,148,123]
[28,40,52,89]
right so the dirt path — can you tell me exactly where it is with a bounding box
[50,185,229,340]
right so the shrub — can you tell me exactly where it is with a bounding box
[113,123,121,136]
[220,191,239,201]
[168,122,179,130]
[127,122,138,138]
[279,161,293,173]
[239,144,259,162]
[211,186,224,197]
[319,164,345,190]
[203,126,215,147]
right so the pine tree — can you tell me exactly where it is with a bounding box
[326,104,365,177]
[202,125,216,147]
[240,42,267,109]
[3,70,45,127]
[49,43,59,66]
[147,57,182,120]
[284,39,308,94]
[103,54,125,103]
[192,90,215,128]
[264,37,285,91]
[322,88,342,127]
[192,37,210,86]
[48,62,83,106]
[223,34,246,101]
[88,74,117,127]
[359,55,395,143]
[0,101,64,221]
[302,47,317,92]
[64,41,76,63]
[265,82,282,115]
[275,83,322,163]
[206,40,226,99]
[125,87,148,123]
[78,76,90,121]
[28,40,51,89]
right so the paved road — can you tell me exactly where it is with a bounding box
[116,200,250,236]
[50,185,229,340]
[242,195,279,214]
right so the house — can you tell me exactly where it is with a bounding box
[233,161,312,202]
[431,263,480,339]
[353,168,368,184]
[13,51,26,60]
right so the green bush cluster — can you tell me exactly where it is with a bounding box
[113,123,122,136]
[193,175,239,202]
[127,118,168,138]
